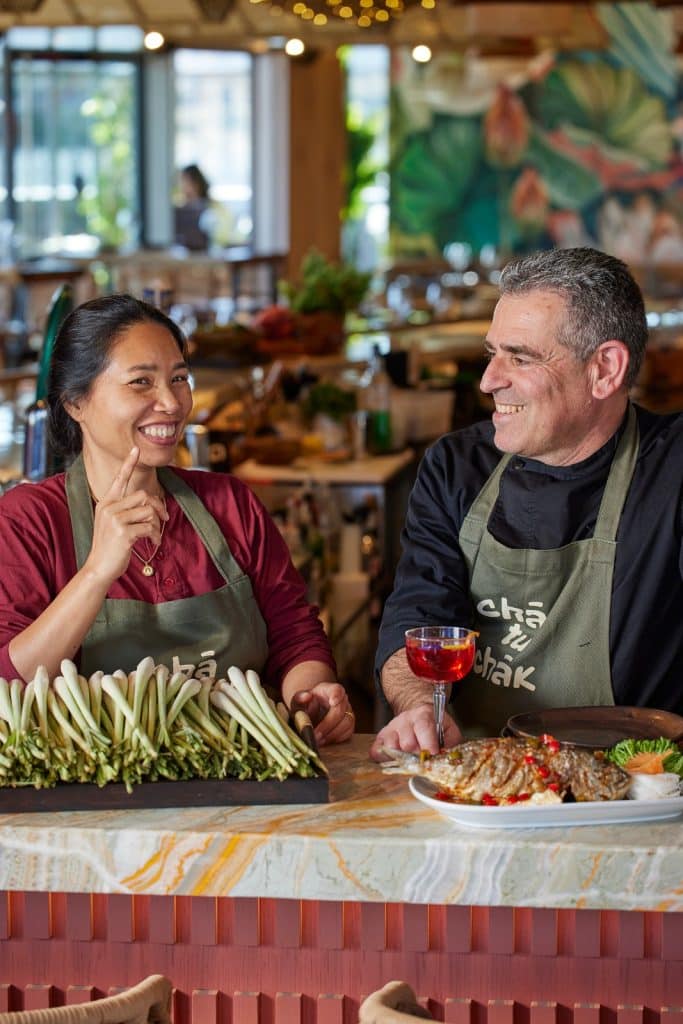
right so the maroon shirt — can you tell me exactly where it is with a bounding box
[0,467,335,686]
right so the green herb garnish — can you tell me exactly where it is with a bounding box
[605,737,683,778]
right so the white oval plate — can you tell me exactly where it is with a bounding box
[409,776,683,829]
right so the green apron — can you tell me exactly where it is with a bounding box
[65,455,269,679]
[455,405,639,737]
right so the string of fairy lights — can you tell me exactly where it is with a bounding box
[250,0,435,30]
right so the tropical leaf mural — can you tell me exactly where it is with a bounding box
[538,61,673,170]
[388,1,683,264]
[597,1,678,98]
[391,115,483,245]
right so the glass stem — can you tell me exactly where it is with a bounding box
[433,681,446,749]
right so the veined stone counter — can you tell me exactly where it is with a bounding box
[1,735,681,912]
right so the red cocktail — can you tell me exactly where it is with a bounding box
[405,626,477,748]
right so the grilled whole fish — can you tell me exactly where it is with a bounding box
[380,736,631,805]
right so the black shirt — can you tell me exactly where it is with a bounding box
[376,404,683,715]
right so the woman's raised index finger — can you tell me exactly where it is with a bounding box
[105,446,140,500]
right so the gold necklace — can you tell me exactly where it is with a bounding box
[129,497,167,577]
[88,482,167,578]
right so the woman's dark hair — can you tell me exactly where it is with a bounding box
[181,164,210,200]
[47,293,188,459]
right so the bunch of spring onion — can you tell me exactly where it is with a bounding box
[0,658,326,792]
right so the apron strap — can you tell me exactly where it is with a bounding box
[65,454,96,571]
[462,404,639,546]
[459,452,512,545]
[592,403,639,542]
[65,456,245,585]
[158,467,245,584]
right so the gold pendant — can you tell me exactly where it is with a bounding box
[142,564,155,577]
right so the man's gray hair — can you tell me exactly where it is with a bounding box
[499,247,647,387]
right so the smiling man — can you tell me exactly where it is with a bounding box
[371,247,683,758]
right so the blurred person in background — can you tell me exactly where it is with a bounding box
[174,164,234,251]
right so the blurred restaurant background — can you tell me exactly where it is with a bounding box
[1,0,682,725]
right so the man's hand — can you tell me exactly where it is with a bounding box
[371,647,462,760]
[369,704,462,761]
[290,682,354,747]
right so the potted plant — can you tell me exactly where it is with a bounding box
[302,380,358,452]
[262,250,371,355]
[284,250,371,316]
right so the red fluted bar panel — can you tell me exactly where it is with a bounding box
[1,898,682,1023]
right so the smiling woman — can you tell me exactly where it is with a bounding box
[0,294,355,748]
[64,322,193,488]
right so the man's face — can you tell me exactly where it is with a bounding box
[480,290,601,466]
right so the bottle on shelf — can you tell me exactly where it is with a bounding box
[361,344,393,456]
[22,283,73,481]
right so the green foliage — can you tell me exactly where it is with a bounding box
[78,78,136,250]
[302,381,357,422]
[606,737,683,778]
[526,125,603,210]
[538,60,672,169]
[283,250,371,315]
[344,106,382,221]
[390,115,483,242]
[596,3,677,99]
[387,35,678,260]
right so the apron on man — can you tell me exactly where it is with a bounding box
[455,405,639,737]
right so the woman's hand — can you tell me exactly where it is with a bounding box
[290,682,355,747]
[83,447,169,585]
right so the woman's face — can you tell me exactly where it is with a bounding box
[181,172,201,202]
[67,321,193,477]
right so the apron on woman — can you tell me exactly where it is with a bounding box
[65,455,268,679]
[455,405,639,737]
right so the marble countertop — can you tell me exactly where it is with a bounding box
[0,736,681,911]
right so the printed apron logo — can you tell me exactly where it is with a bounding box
[472,597,547,690]
[172,650,218,681]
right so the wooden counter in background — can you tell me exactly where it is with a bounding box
[232,448,416,580]
[99,248,288,308]
[0,736,681,1022]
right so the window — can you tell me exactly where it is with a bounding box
[4,28,142,259]
[342,45,390,271]
[0,40,7,232]
[12,57,139,258]
[173,49,253,247]
[1,33,256,259]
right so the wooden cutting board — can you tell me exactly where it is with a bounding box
[0,773,329,813]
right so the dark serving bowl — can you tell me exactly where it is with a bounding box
[506,706,683,749]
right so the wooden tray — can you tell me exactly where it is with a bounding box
[0,773,329,813]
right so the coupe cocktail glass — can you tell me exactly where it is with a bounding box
[405,626,477,748]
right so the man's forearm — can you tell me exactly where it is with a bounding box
[380,649,452,713]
